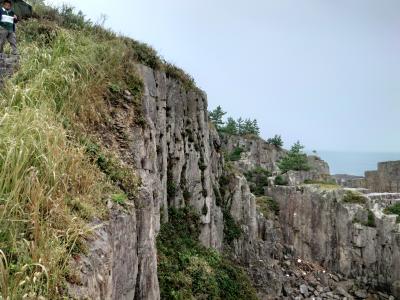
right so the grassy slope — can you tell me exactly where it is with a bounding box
[0,3,144,298]
[0,2,258,299]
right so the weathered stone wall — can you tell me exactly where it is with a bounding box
[267,185,400,297]
[221,134,286,173]
[365,161,400,193]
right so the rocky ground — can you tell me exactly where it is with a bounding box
[251,255,396,300]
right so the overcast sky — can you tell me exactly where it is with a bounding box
[45,0,400,153]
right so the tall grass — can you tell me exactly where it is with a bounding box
[0,12,142,299]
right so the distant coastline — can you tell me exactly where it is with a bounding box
[309,151,400,176]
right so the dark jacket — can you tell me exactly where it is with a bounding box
[0,8,17,32]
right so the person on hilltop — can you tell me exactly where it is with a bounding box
[0,0,18,55]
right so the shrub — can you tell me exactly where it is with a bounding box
[384,202,400,223]
[244,166,271,196]
[223,210,243,244]
[278,141,310,173]
[227,146,245,162]
[256,196,280,217]
[274,175,288,186]
[157,207,257,300]
[342,191,366,205]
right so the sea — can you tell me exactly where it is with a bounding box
[309,151,400,176]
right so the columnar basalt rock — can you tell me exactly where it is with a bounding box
[67,62,399,299]
[267,185,400,297]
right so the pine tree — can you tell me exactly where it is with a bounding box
[237,117,244,135]
[223,117,238,135]
[267,135,283,148]
[278,141,310,173]
[208,106,226,130]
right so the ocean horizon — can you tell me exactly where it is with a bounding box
[309,151,400,176]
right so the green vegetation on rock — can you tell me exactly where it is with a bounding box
[244,166,271,196]
[208,106,260,136]
[226,146,245,162]
[267,134,284,148]
[278,141,310,173]
[0,2,155,297]
[274,175,288,186]
[343,190,366,205]
[384,202,400,223]
[353,209,376,227]
[256,196,280,217]
[157,207,257,300]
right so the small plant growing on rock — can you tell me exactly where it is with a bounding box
[244,166,271,196]
[384,203,400,223]
[342,190,366,205]
[366,209,376,227]
[227,146,245,162]
[274,175,288,186]
[111,193,127,205]
[256,196,280,217]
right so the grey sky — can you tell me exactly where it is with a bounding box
[46,0,400,153]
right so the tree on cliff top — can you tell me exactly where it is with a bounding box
[278,141,310,173]
[267,134,284,148]
[209,106,260,137]
[209,105,226,130]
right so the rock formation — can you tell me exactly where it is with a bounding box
[66,62,399,299]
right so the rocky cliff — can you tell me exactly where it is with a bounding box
[67,62,399,300]
[267,185,400,297]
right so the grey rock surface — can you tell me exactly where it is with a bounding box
[66,63,399,299]
[365,161,400,193]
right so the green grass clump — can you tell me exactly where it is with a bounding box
[256,196,280,217]
[342,190,366,205]
[384,203,400,223]
[157,207,257,300]
[111,193,128,205]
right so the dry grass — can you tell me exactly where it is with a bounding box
[0,13,142,299]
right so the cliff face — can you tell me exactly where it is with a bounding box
[68,64,263,299]
[68,62,399,300]
[267,185,400,297]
